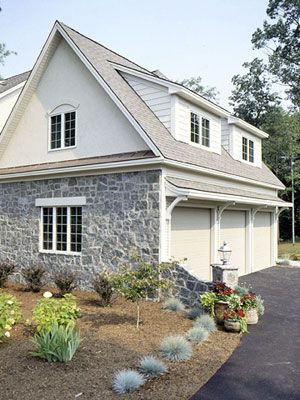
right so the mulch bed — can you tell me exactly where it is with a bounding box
[0,282,241,400]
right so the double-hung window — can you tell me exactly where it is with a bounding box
[190,112,210,147]
[50,111,76,150]
[242,137,254,163]
[42,206,82,253]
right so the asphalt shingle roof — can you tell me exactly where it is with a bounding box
[0,71,30,94]
[59,22,283,189]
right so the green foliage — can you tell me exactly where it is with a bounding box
[31,322,81,362]
[185,306,206,320]
[229,58,280,128]
[21,264,46,292]
[0,291,21,340]
[186,326,209,343]
[293,253,300,261]
[114,255,171,328]
[160,335,192,362]
[0,260,16,288]
[200,292,217,317]
[162,297,185,312]
[252,0,300,107]
[32,294,80,332]
[113,369,146,394]
[92,268,117,306]
[138,356,168,378]
[234,285,250,297]
[53,270,77,297]
[193,314,216,332]
[178,76,219,102]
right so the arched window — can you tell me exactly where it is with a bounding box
[48,101,79,151]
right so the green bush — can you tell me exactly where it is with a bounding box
[0,291,21,341]
[256,295,265,316]
[193,314,216,332]
[113,369,145,394]
[162,297,185,312]
[186,326,209,343]
[292,253,300,261]
[0,261,16,288]
[32,294,80,332]
[31,322,81,362]
[138,355,167,378]
[186,306,206,320]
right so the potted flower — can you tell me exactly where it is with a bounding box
[241,292,258,324]
[224,309,248,333]
[213,282,234,324]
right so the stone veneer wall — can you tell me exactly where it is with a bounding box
[0,170,161,289]
[163,264,212,307]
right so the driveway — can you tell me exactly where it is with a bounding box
[191,266,300,400]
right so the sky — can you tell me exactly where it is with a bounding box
[0,0,269,109]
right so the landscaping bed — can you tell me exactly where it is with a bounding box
[0,282,241,400]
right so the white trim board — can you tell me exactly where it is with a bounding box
[35,196,86,207]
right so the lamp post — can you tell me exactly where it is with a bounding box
[218,241,232,265]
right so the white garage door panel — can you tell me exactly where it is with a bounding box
[171,207,211,280]
[253,212,271,271]
[220,211,246,276]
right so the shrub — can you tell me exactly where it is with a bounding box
[160,335,192,362]
[234,285,250,297]
[113,369,145,394]
[186,306,206,320]
[22,264,46,292]
[0,261,16,288]
[200,292,217,316]
[0,291,21,341]
[114,255,171,328]
[138,355,168,378]
[162,297,185,312]
[53,270,77,297]
[256,295,265,316]
[31,322,81,362]
[92,268,116,306]
[32,293,80,332]
[186,326,209,343]
[193,314,216,332]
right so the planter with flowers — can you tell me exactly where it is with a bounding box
[224,309,248,333]
[200,282,234,325]
[240,292,258,324]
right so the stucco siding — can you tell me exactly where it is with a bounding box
[0,40,149,169]
[0,87,23,132]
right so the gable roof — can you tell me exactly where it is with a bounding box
[0,22,284,189]
[0,71,30,94]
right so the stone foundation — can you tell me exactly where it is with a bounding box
[0,170,161,289]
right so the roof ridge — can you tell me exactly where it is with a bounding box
[58,21,155,76]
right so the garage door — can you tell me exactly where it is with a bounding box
[171,207,211,280]
[220,211,247,275]
[253,212,271,272]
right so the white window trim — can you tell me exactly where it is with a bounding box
[242,136,255,164]
[39,205,83,255]
[190,111,211,149]
[35,197,86,207]
[48,109,77,152]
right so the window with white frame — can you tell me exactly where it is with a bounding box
[50,111,76,150]
[42,206,82,253]
[242,137,254,163]
[190,112,210,147]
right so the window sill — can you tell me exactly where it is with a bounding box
[48,145,77,153]
[39,250,82,256]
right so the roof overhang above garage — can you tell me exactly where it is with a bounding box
[165,177,292,208]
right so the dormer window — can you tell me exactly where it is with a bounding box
[242,137,254,163]
[190,112,210,147]
[50,111,76,150]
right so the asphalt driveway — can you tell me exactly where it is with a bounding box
[191,266,300,400]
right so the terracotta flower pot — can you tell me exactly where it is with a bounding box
[246,308,258,324]
[214,301,229,325]
[224,320,241,332]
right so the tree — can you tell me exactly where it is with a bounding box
[179,76,219,103]
[252,0,300,107]
[229,58,280,127]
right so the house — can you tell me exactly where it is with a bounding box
[0,21,291,292]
